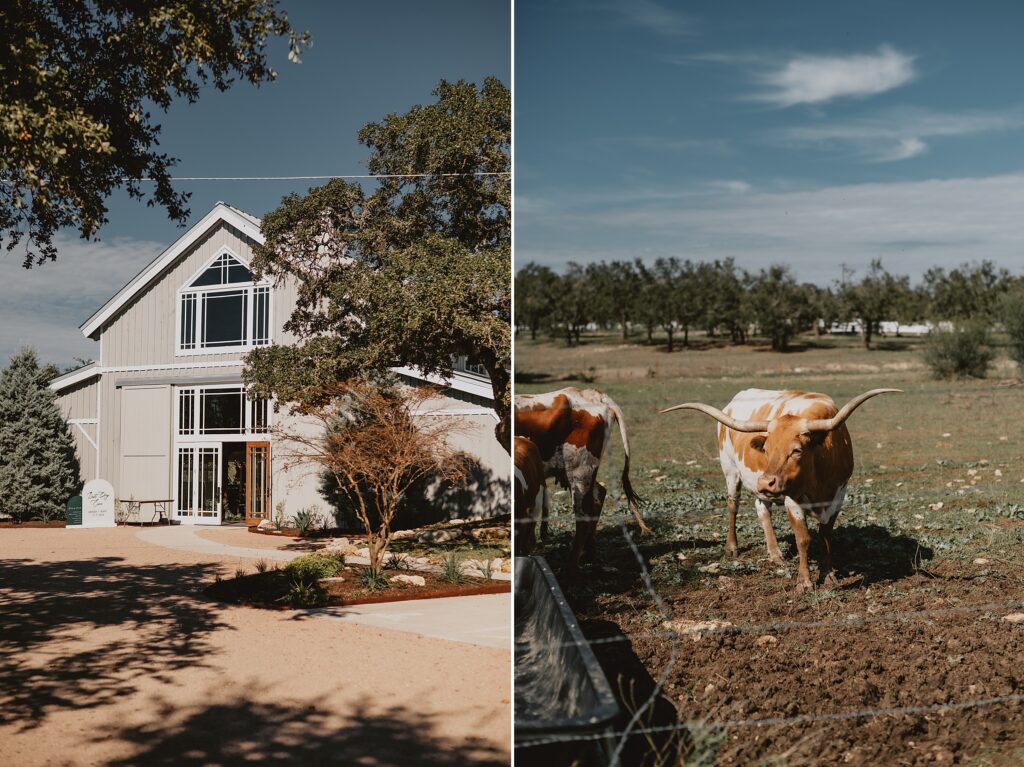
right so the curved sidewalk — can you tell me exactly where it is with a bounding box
[136,524,304,562]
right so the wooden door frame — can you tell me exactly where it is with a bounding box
[244,441,271,526]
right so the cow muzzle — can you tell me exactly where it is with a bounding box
[756,474,785,498]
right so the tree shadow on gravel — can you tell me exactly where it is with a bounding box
[101,691,508,767]
[0,557,226,730]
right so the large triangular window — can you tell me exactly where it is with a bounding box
[189,252,253,287]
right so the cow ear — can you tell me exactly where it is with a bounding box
[805,430,828,447]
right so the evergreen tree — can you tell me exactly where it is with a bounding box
[0,348,81,521]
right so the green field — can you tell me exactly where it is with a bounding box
[516,330,1024,766]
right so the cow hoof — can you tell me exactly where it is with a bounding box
[822,572,839,589]
[769,554,787,567]
[725,544,739,559]
[795,580,814,594]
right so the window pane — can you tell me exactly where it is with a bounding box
[177,449,194,513]
[228,263,252,283]
[250,397,268,433]
[180,294,196,350]
[191,253,253,287]
[253,287,270,345]
[201,291,247,348]
[178,389,195,435]
[201,389,244,434]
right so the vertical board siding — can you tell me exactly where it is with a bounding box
[101,223,298,368]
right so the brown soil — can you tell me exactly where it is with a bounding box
[558,552,1024,766]
[207,564,510,609]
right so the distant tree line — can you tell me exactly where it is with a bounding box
[516,257,1024,354]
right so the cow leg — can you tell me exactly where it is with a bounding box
[819,517,839,588]
[819,485,845,588]
[568,486,590,569]
[724,472,741,558]
[755,499,786,566]
[784,498,814,593]
[583,482,607,562]
[539,485,550,541]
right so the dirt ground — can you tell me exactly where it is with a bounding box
[0,527,510,766]
[517,331,1024,766]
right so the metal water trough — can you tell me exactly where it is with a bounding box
[514,555,620,763]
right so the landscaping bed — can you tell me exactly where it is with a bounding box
[205,552,510,610]
[0,520,65,528]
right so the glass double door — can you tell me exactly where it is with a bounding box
[175,442,270,525]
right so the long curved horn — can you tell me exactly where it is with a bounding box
[659,402,769,433]
[803,388,903,432]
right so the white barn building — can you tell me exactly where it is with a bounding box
[50,203,508,525]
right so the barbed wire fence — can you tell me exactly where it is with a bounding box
[514,433,1024,765]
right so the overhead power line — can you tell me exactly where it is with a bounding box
[129,172,510,182]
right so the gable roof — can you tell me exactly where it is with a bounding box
[79,202,265,339]
[49,361,101,392]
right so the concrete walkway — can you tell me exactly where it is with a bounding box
[308,594,511,650]
[136,524,302,562]
[135,525,512,649]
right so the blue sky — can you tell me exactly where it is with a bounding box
[516,0,1024,287]
[1,0,509,366]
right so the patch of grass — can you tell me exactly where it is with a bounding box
[234,566,246,580]
[255,558,269,574]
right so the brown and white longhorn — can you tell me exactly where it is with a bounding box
[515,387,646,568]
[662,388,901,591]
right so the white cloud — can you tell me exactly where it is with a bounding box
[779,106,1024,162]
[599,0,692,37]
[754,46,916,107]
[516,173,1024,284]
[0,234,163,366]
[707,180,752,194]
[873,136,927,162]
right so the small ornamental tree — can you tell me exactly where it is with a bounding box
[273,380,471,575]
[0,347,81,521]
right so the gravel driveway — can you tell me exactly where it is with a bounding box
[0,527,510,766]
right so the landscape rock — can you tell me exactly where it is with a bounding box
[1001,613,1024,624]
[755,635,778,647]
[319,576,345,584]
[256,519,277,531]
[390,574,426,587]
[662,618,733,641]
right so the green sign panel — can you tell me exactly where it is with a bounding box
[66,496,82,526]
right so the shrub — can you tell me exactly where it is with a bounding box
[255,558,269,574]
[290,506,322,535]
[283,552,345,585]
[359,566,389,591]
[922,323,994,379]
[384,553,412,571]
[283,579,327,608]
[1000,290,1024,371]
[440,553,465,584]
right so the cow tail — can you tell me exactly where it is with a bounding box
[605,396,651,534]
